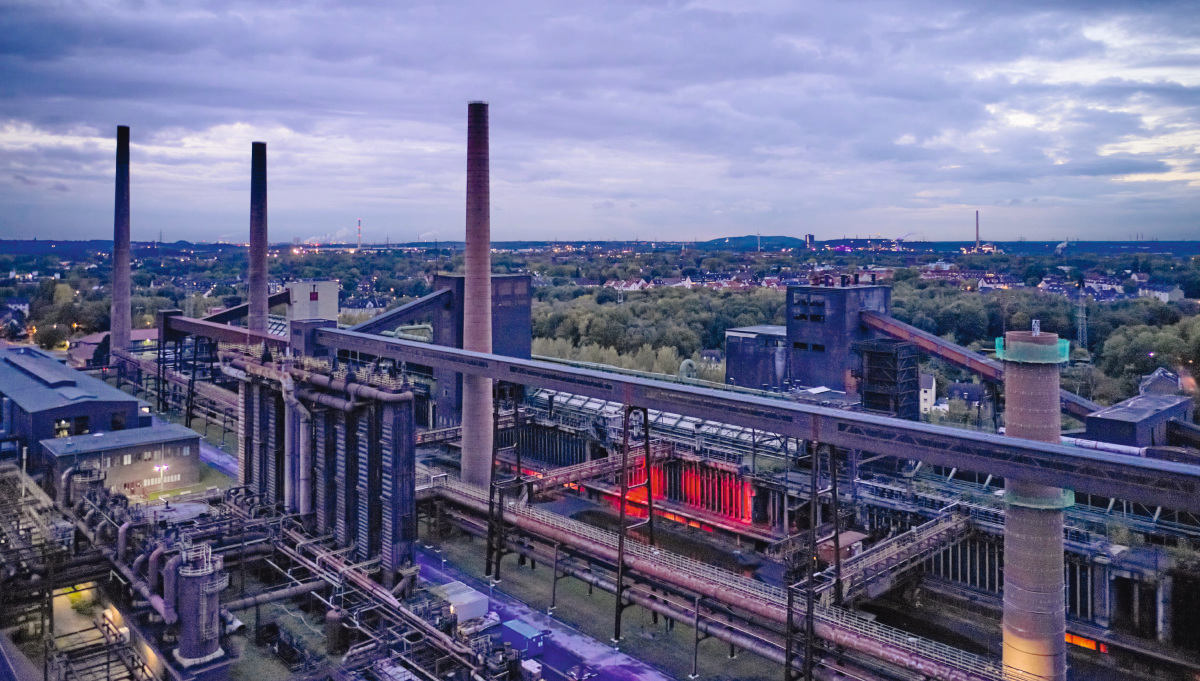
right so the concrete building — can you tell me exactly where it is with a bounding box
[41,422,200,498]
[786,284,890,394]
[0,346,149,461]
[724,325,788,391]
[285,280,339,327]
[1084,394,1194,448]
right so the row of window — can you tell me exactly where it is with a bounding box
[141,473,181,487]
[102,445,192,469]
[793,313,825,322]
[793,342,826,352]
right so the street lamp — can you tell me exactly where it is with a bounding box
[154,464,169,497]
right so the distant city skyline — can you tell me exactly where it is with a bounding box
[1,1,1197,244]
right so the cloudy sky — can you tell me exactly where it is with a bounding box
[1,1,1198,244]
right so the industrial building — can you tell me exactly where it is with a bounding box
[40,422,200,498]
[0,345,149,457]
[6,107,1200,681]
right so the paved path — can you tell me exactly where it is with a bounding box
[416,546,675,681]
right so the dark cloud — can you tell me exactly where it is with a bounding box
[0,0,1196,242]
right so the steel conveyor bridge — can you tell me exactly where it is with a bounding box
[317,328,1200,515]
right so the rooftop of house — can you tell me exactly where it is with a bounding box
[0,346,144,414]
[727,325,787,337]
[1088,394,1193,424]
[40,422,198,458]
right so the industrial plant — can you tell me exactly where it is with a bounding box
[4,104,1200,681]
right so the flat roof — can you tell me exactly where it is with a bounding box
[40,423,199,458]
[727,325,786,336]
[0,347,143,414]
[1088,394,1192,424]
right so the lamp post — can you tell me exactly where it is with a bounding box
[154,464,169,497]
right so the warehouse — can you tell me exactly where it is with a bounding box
[0,346,150,462]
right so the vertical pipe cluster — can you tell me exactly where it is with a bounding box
[111,126,132,356]
[1001,329,1069,681]
[248,142,268,335]
[461,101,493,488]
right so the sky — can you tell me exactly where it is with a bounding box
[1,0,1198,245]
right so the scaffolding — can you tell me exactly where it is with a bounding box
[853,338,920,421]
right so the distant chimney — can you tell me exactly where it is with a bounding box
[357,218,362,250]
[975,210,980,250]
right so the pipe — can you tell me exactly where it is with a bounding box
[148,545,166,591]
[132,553,146,578]
[111,125,131,357]
[59,467,77,507]
[283,377,314,515]
[296,388,357,412]
[461,101,494,488]
[248,141,268,335]
[162,553,182,625]
[442,512,879,680]
[223,579,325,612]
[283,383,296,511]
[117,521,134,563]
[1060,436,1144,457]
[434,483,991,681]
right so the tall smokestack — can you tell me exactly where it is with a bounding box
[1000,326,1069,681]
[357,218,362,251]
[975,210,980,250]
[460,101,493,488]
[111,126,131,358]
[248,142,268,335]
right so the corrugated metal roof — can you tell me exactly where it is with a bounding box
[0,347,141,414]
[40,423,199,458]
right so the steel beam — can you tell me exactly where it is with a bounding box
[316,329,1200,513]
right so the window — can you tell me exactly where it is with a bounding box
[103,457,112,468]
[310,290,319,301]
[810,315,825,323]
[123,454,132,466]
[793,342,808,350]
[111,412,126,431]
[182,446,191,457]
[73,416,89,435]
[811,344,826,352]
[141,450,154,461]
[55,419,70,439]
[793,313,808,321]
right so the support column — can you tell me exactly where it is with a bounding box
[382,398,416,581]
[1157,575,1173,644]
[1092,559,1110,628]
[1000,329,1070,681]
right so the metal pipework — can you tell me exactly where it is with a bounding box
[1001,329,1069,681]
[223,579,325,611]
[461,101,493,488]
[248,141,268,334]
[111,125,132,357]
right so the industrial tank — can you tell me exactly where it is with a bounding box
[173,540,229,666]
